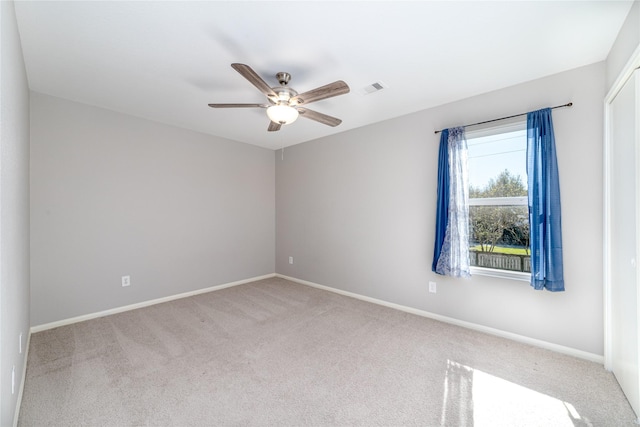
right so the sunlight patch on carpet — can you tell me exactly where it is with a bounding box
[441,360,588,427]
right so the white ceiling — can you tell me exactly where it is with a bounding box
[14,1,633,150]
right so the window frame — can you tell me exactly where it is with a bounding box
[466,120,531,282]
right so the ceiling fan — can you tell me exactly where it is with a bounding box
[208,63,350,132]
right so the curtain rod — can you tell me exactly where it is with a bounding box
[434,102,573,134]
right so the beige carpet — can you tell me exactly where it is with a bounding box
[18,277,637,426]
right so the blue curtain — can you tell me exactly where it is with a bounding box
[527,108,564,291]
[432,129,449,272]
[433,127,470,277]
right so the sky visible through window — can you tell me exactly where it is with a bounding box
[467,129,527,191]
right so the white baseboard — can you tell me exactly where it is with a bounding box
[31,273,276,333]
[276,274,604,364]
[29,272,603,364]
[13,330,31,427]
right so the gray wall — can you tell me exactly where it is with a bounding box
[1,1,31,425]
[606,0,640,89]
[30,93,275,326]
[276,62,605,355]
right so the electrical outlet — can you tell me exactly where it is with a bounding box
[429,281,437,293]
[121,275,131,287]
[289,256,294,265]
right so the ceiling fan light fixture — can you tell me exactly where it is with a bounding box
[267,104,299,125]
[210,63,350,132]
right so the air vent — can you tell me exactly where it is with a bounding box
[363,81,386,95]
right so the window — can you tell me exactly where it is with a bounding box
[467,122,530,281]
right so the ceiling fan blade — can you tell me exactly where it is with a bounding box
[231,63,277,99]
[291,81,350,105]
[297,108,342,127]
[208,103,267,108]
[268,121,282,132]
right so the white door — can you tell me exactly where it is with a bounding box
[610,68,640,418]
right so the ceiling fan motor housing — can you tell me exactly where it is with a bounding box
[271,86,298,105]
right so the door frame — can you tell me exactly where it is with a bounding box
[604,44,640,372]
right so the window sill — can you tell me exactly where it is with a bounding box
[470,266,531,282]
